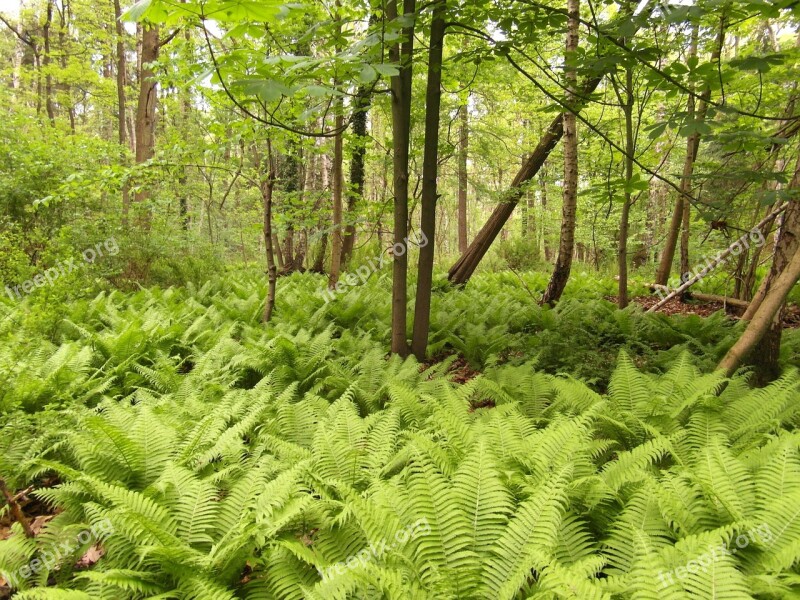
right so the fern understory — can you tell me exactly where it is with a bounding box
[1,271,799,599]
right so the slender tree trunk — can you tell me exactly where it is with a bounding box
[58,0,74,132]
[341,83,371,268]
[178,28,192,230]
[329,112,345,287]
[113,0,131,226]
[260,141,278,323]
[541,167,551,262]
[655,21,724,285]
[134,23,159,228]
[457,100,469,254]
[43,0,55,123]
[617,57,635,309]
[388,0,416,356]
[541,0,579,306]
[410,0,446,360]
[283,228,295,270]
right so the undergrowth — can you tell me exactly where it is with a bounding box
[1,271,799,599]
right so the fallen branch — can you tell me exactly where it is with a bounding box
[647,203,788,313]
[0,478,35,538]
[689,293,749,309]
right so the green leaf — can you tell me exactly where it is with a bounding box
[121,0,152,22]
[358,64,377,84]
[373,63,400,77]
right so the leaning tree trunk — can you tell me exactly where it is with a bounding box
[718,245,800,377]
[410,0,446,360]
[541,0,579,306]
[388,0,416,356]
[134,23,159,229]
[447,6,654,286]
[744,160,800,382]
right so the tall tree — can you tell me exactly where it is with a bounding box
[541,0,579,306]
[614,35,635,309]
[341,83,372,268]
[410,0,446,360]
[457,99,469,254]
[258,140,278,323]
[655,20,725,285]
[387,0,416,356]
[134,22,159,226]
[113,0,131,225]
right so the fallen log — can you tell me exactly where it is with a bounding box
[688,293,749,309]
[645,284,750,309]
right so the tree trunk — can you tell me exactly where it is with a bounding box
[113,0,131,226]
[260,141,278,323]
[744,165,800,382]
[541,166,551,262]
[541,0,579,306]
[410,0,446,360]
[387,0,416,356]
[446,8,654,286]
[718,245,800,377]
[617,59,634,309]
[341,83,372,268]
[273,232,284,270]
[43,0,55,123]
[457,100,469,254]
[134,23,159,228]
[329,112,345,287]
[655,21,724,285]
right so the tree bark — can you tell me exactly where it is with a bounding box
[410,0,446,360]
[387,0,416,356]
[134,23,159,228]
[541,0,579,306]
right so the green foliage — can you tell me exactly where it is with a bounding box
[1,272,799,598]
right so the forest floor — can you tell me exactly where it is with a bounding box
[605,294,800,328]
